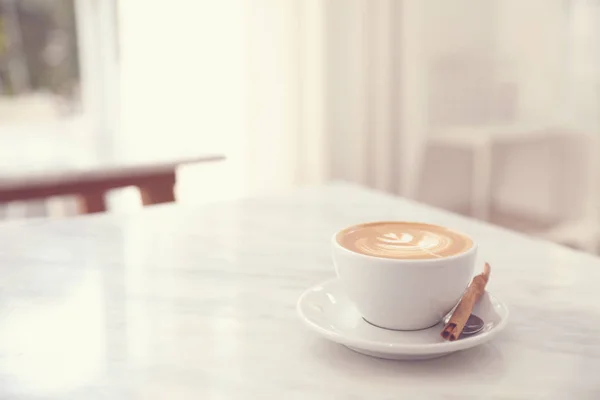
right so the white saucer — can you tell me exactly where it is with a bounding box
[297,279,509,360]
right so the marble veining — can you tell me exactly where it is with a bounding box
[0,183,599,399]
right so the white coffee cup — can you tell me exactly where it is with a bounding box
[332,222,477,330]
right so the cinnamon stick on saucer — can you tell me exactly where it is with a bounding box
[441,263,491,341]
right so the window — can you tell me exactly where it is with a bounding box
[0,0,118,170]
[0,0,80,121]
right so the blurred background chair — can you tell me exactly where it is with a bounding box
[419,125,598,252]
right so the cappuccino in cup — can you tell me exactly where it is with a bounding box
[333,221,477,330]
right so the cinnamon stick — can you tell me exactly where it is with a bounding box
[441,263,491,341]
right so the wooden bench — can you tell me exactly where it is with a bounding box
[0,155,225,214]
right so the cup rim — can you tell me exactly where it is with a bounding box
[332,221,477,264]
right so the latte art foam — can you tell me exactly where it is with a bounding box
[337,222,473,260]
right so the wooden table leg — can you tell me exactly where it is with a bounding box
[79,192,107,214]
[139,174,176,206]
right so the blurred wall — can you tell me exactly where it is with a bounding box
[422,0,566,126]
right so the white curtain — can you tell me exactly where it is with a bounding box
[117,0,420,204]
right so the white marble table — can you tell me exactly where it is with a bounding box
[0,183,598,399]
